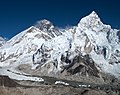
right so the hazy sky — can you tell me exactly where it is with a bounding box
[0,0,120,39]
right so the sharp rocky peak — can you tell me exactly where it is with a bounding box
[79,11,100,24]
[78,11,111,32]
[34,19,54,31]
[88,11,99,18]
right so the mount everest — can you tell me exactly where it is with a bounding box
[0,11,120,81]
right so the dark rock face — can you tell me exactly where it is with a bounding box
[32,44,51,65]
[61,54,100,77]
[117,30,120,42]
[0,75,20,87]
[35,19,53,31]
[34,19,62,37]
[33,45,100,77]
[0,37,6,47]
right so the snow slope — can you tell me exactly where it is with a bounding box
[0,26,45,66]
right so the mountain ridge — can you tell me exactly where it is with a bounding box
[0,11,120,81]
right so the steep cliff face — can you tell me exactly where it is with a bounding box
[0,36,6,47]
[0,11,120,80]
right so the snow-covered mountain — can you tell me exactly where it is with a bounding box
[0,20,61,66]
[0,11,120,80]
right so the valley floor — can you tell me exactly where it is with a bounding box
[0,86,109,95]
[0,75,120,95]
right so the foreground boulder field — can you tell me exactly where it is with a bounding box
[0,11,120,94]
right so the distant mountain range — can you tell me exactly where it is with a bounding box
[0,11,120,81]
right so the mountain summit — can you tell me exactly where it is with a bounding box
[79,11,111,32]
[34,19,54,31]
[0,11,120,81]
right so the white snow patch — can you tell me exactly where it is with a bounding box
[79,84,90,87]
[0,68,44,82]
[55,81,69,86]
